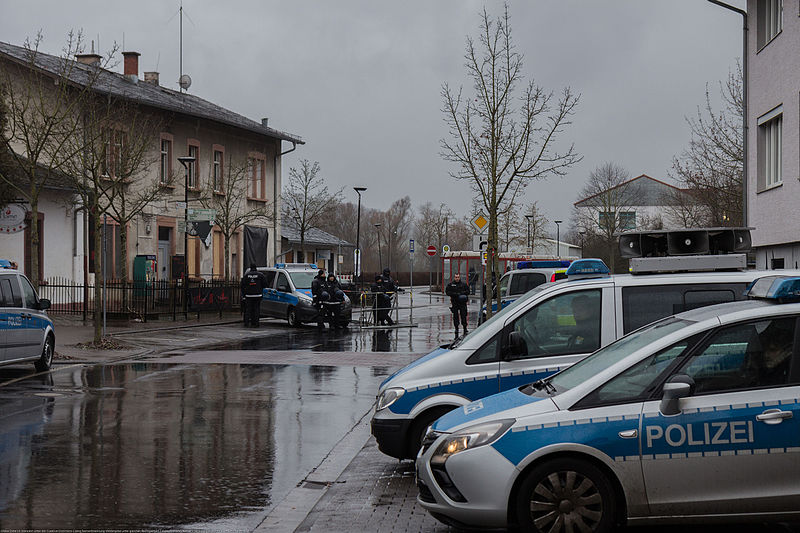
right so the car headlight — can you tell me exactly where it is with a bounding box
[376,387,405,411]
[430,419,515,466]
[299,296,314,306]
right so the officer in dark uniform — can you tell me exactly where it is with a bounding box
[311,269,326,328]
[445,272,470,336]
[241,263,268,327]
[371,274,395,326]
[322,273,346,329]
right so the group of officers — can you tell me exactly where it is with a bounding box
[242,262,473,335]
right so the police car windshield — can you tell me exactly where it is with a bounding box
[288,271,316,289]
[546,317,694,393]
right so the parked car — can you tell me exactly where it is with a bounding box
[257,263,352,327]
[0,265,55,371]
[416,274,800,532]
[372,255,800,460]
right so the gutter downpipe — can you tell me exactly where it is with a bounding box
[707,0,748,227]
[275,141,298,265]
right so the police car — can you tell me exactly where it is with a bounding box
[372,253,800,460]
[257,263,352,327]
[415,274,800,531]
[482,260,570,318]
[0,262,55,372]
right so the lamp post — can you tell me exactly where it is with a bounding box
[707,0,747,226]
[579,231,586,258]
[374,223,383,271]
[178,155,195,318]
[353,187,367,290]
[524,215,533,254]
[554,220,562,258]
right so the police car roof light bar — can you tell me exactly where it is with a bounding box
[628,254,747,274]
[0,259,13,269]
[517,260,572,269]
[745,276,800,302]
[565,259,610,279]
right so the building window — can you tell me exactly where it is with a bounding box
[101,129,126,177]
[758,107,782,190]
[249,154,266,200]
[598,211,635,230]
[160,135,173,185]
[213,148,224,192]
[758,0,782,48]
[187,143,199,189]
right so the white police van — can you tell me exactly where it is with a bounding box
[0,261,55,371]
[257,263,352,327]
[416,274,800,532]
[482,260,570,318]
[372,245,800,460]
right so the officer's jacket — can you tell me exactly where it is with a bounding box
[241,270,268,297]
[445,280,470,304]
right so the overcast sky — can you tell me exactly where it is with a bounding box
[0,0,745,236]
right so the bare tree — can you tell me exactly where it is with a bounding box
[520,201,549,253]
[0,96,15,208]
[572,162,636,272]
[0,31,107,288]
[378,196,413,272]
[441,5,581,318]
[201,156,271,280]
[668,62,743,226]
[282,159,342,262]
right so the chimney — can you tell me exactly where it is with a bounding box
[144,71,160,86]
[76,53,102,66]
[261,117,269,128]
[122,51,140,83]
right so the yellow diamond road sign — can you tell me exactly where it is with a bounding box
[470,213,489,233]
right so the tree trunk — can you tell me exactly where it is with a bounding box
[29,196,40,290]
[224,233,231,280]
[93,212,104,344]
[119,216,129,312]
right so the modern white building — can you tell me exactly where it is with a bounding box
[747,0,800,269]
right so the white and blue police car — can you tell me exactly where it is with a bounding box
[257,263,352,327]
[482,260,570,318]
[0,261,55,372]
[372,255,800,460]
[416,274,800,532]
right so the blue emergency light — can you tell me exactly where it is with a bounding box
[517,260,571,269]
[565,259,610,278]
[0,259,13,269]
[745,276,800,302]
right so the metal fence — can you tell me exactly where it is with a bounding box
[39,277,241,322]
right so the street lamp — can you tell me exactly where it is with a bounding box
[707,0,747,226]
[579,231,586,258]
[524,215,534,254]
[554,220,562,258]
[353,187,367,290]
[374,223,383,271]
[178,155,195,318]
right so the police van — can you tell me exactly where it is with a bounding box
[482,260,570,318]
[257,263,352,327]
[371,229,800,460]
[416,274,800,532]
[0,262,55,372]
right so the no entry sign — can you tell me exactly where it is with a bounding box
[426,245,437,257]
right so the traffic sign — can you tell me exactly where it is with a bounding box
[470,212,489,233]
[188,208,216,222]
[409,239,415,253]
[442,244,451,253]
[426,245,437,257]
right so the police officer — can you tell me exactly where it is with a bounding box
[311,269,326,328]
[241,263,268,327]
[371,274,395,326]
[446,272,470,336]
[323,273,346,329]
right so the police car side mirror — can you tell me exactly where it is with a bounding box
[37,298,51,311]
[508,331,527,358]
[659,382,691,416]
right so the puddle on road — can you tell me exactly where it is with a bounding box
[0,362,386,531]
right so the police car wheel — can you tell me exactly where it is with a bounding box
[35,335,54,372]
[287,308,300,327]
[516,458,616,533]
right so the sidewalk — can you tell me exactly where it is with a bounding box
[52,312,242,362]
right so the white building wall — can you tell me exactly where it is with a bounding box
[748,0,800,268]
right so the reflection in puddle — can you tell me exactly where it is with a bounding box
[0,363,384,530]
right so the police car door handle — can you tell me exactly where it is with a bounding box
[618,429,638,439]
[756,409,793,424]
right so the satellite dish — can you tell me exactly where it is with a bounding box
[178,74,192,90]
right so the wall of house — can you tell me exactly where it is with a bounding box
[748,0,800,265]
[131,112,283,280]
